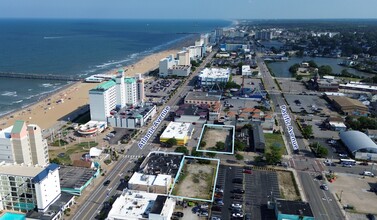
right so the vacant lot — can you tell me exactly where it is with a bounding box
[330,173,377,214]
[198,125,234,153]
[265,133,286,155]
[277,171,301,201]
[171,158,218,201]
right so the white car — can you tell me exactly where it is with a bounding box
[231,203,242,209]
[361,171,375,177]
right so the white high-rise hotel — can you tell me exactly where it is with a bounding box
[0,120,49,166]
[89,69,145,122]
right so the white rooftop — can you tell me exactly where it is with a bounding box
[129,172,156,186]
[107,189,159,220]
[340,83,377,91]
[329,121,347,128]
[0,126,12,139]
[199,68,230,79]
[242,65,251,72]
[153,174,172,187]
[0,163,44,177]
[160,122,193,140]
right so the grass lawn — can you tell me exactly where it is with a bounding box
[49,141,98,165]
[264,133,286,154]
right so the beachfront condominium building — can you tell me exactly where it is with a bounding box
[177,51,190,66]
[0,163,61,213]
[159,54,191,78]
[198,68,231,88]
[89,69,145,122]
[0,120,49,166]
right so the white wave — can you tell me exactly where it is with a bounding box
[41,83,53,88]
[12,100,23,104]
[28,88,33,91]
[43,36,64,40]
[1,91,17,97]
[95,58,132,69]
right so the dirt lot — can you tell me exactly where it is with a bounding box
[330,173,377,214]
[277,171,301,201]
[199,126,233,153]
[172,159,218,200]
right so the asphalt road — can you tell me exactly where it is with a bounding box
[71,50,217,219]
[256,54,346,220]
[299,172,344,220]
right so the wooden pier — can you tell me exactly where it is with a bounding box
[0,72,83,81]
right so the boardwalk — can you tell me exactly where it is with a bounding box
[0,72,82,81]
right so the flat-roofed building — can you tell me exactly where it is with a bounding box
[198,68,231,88]
[139,151,184,178]
[184,92,221,106]
[107,189,175,220]
[159,122,194,146]
[326,95,369,116]
[0,163,60,212]
[275,199,314,220]
[242,65,251,76]
[128,172,172,194]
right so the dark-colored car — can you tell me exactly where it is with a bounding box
[232,178,243,184]
[172,212,184,217]
[103,180,111,186]
[211,205,222,211]
[231,189,245,194]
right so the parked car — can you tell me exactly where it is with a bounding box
[361,171,375,177]
[231,189,245,194]
[243,169,252,174]
[338,153,348,158]
[232,178,243,184]
[342,164,352,168]
[172,212,184,217]
[231,203,242,209]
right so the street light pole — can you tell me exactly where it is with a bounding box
[339,190,343,202]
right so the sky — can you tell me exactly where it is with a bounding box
[1,0,377,20]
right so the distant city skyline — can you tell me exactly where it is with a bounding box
[1,0,377,20]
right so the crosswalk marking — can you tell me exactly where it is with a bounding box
[123,155,143,158]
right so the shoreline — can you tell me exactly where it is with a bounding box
[0,35,197,130]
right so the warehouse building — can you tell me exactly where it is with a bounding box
[339,130,377,161]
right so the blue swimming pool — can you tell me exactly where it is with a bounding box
[0,212,26,220]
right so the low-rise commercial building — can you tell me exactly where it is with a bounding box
[184,92,221,106]
[128,172,172,194]
[366,129,377,140]
[275,199,314,220]
[174,104,208,124]
[242,65,251,76]
[326,95,369,116]
[159,122,194,146]
[198,68,230,88]
[59,165,100,196]
[107,189,175,220]
[107,105,157,129]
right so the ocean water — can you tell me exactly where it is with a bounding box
[0,19,231,116]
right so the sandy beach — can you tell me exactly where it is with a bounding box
[0,37,196,130]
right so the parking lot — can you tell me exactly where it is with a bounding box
[329,173,377,214]
[284,94,329,114]
[276,78,307,94]
[211,165,279,220]
[302,119,340,139]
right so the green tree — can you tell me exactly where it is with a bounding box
[175,146,189,155]
[165,138,177,148]
[50,158,61,165]
[199,141,207,148]
[289,63,300,74]
[296,75,303,80]
[235,154,244,160]
[307,60,318,68]
[302,125,313,139]
[206,152,216,158]
[215,141,225,151]
[234,140,246,151]
[310,142,328,158]
[318,65,332,75]
[191,148,203,157]
[265,146,282,165]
